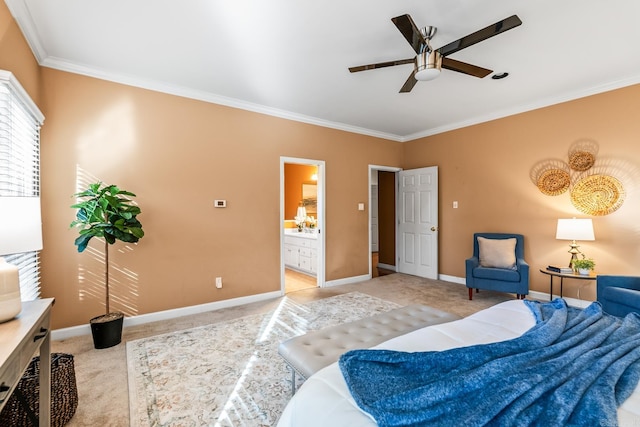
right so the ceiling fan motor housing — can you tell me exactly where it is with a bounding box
[415,50,442,81]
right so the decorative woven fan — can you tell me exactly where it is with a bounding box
[536,169,571,196]
[568,151,595,171]
[570,174,625,215]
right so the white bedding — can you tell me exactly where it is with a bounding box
[277,300,640,427]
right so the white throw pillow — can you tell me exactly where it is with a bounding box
[477,236,517,269]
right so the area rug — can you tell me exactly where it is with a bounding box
[126,292,401,427]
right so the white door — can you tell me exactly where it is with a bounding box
[371,185,379,252]
[397,167,438,279]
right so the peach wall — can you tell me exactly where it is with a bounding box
[404,84,640,300]
[39,69,403,328]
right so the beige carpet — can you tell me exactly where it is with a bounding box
[52,273,514,426]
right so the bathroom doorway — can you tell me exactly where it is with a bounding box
[280,157,325,294]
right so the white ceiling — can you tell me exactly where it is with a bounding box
[6,0,640,141]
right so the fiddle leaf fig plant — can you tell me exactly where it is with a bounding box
[70,182,144,314]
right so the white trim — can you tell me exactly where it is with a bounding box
[324,274,370,288]
[440,275,593,308]
[0,70,45,124]
[40,57,404,142]
[439,274,465,285]
[377,263,396,272]
[51,290,281,341]
[39,59,640,144]
[402,74,640,142]
[3,0,47,63]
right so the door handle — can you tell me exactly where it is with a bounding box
[431,226,439,232]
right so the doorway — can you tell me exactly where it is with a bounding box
[369,165,439,280]
[281,157,325,294]
[369,165,402,278]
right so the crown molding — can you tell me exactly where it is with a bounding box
[4,0,47,62]
[41,56,405,142]
[402,74,640,142]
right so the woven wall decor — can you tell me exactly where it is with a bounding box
[536,169,571,196]
[570,174,625,215]
[568,150,595,171]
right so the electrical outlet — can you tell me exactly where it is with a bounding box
[215,277,223,289]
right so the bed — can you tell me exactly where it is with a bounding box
[277,299,640,427]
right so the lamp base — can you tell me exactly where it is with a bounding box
[567,241,582,269]
[0,295,21,323]
[0,257,22,323]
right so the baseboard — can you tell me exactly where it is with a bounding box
[324,274,371,288]
[51,290,282,341]
[439,275,593,308]
[439,274,465,285]
[377,263,396,271]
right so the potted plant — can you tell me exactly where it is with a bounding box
[572,256,595,275]
[70,182,144,349]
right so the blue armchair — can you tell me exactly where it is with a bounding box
[465,233,529,300]
[597,275,640,317]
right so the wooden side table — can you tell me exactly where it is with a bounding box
[0,298,55,426]
[539,269,597,301]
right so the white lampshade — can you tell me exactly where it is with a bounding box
[0,196,43,322]
[556,218,595,241]
[0,197,43,254]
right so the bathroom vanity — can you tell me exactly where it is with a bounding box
[284,231,318,276]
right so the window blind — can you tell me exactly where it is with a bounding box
[0,71,45,301]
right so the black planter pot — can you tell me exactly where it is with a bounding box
[90,312,124,349]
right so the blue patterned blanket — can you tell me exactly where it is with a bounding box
[339,299,640,426]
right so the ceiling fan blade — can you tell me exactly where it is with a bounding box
[391,14,425,55]
[442,57,492,78]
[399,69,418,93]
[349,58,415,73]
[437,15,522,57]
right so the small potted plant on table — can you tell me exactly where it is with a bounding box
[70,182,144,349]
[572,256,595,275]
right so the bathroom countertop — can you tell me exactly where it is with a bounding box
[284,229,318,239]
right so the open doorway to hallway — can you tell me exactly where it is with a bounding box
[370,165,401,278]
[281,157,325,294]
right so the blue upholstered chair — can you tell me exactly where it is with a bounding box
[597,275,640,317]
[465,233,529,300]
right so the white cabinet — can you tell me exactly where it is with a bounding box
[284,235,318,276]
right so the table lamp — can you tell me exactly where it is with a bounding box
[0,196,43,322]
[555,218,595,268]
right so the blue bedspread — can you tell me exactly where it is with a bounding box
[339,299,640,426]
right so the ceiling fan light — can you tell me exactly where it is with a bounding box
[415,50,442,81]
[415,68,440,81]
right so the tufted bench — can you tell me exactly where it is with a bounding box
[278,304,460,394]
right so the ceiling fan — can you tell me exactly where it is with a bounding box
[349,14,522,93]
